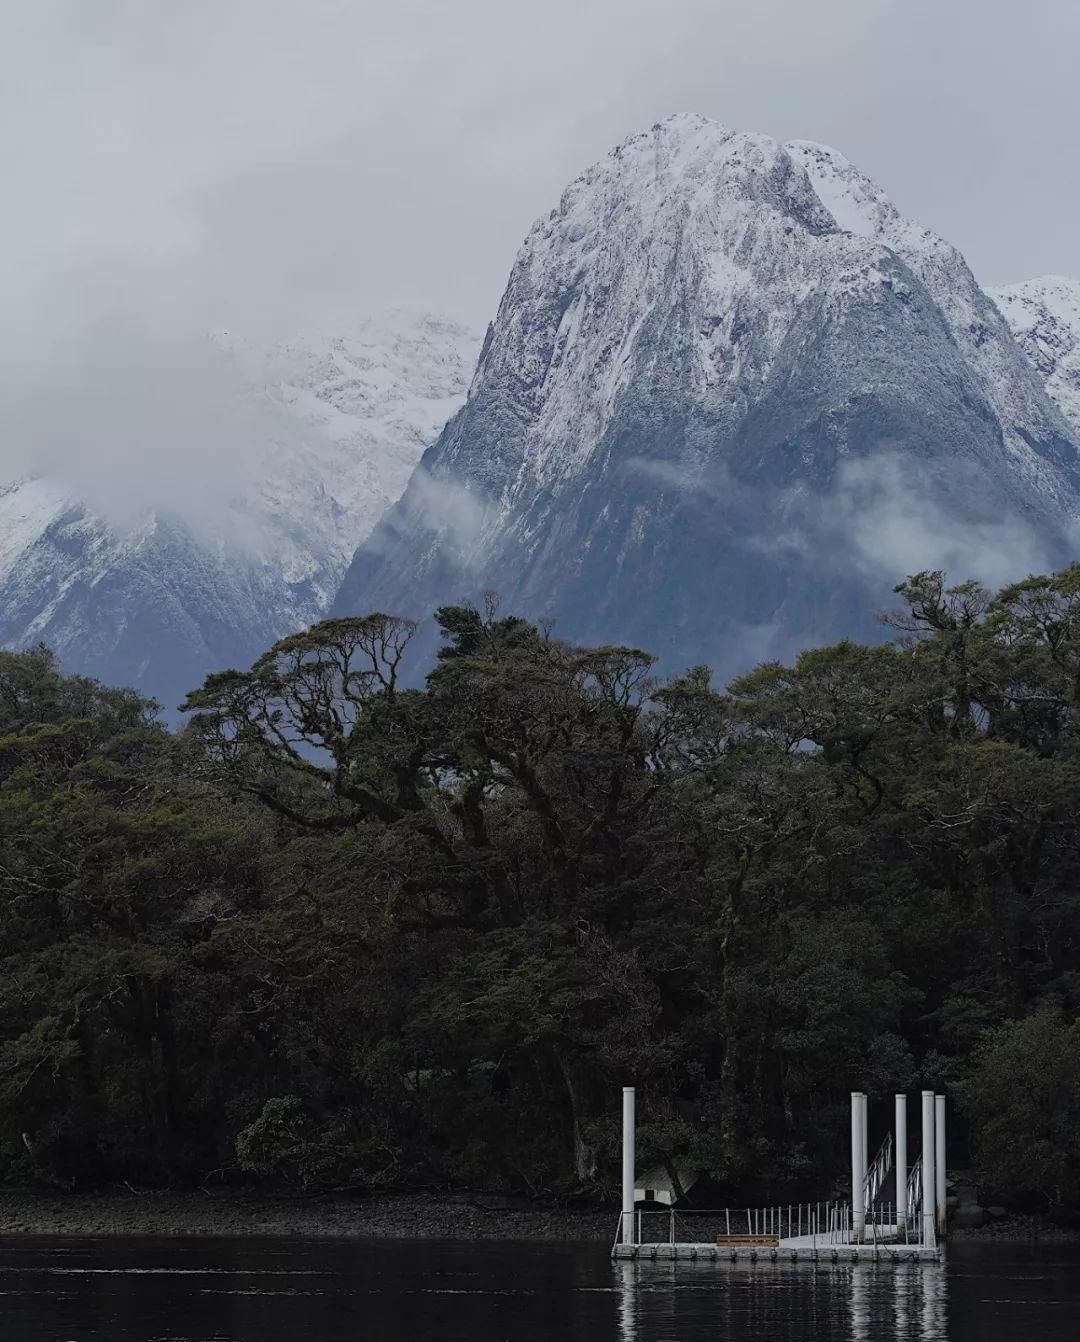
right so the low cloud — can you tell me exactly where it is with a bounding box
[0,238,316,548]
[0,301,297,539]
[364,463,490,562]
[833,455,1056,589]
[630,447,1059,592]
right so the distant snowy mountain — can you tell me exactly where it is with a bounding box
[9,117,1078,707]
[0,313,478,710]
[335,115,1080,676]
[989,276,1080,439]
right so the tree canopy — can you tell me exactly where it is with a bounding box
[2,570,1080,1207]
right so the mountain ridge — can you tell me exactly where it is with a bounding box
[333,115,1080,676]
[990,275,1080,439]
[6,115,1080,702]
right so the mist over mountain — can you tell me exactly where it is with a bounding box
[334,115,1080,677]
[0,314,478,711]
[5,115,1080,704]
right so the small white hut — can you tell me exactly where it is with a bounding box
[633,1163,703,1206]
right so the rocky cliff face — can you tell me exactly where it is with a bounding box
[334,116,1080,677]
[990,275,1080,439]
[0,313,478,711]
[787,143,1078,493]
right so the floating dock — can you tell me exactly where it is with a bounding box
[612,1088,945,1263]
[612,1242,938,1261]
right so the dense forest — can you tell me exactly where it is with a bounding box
[2,570,1080,1211]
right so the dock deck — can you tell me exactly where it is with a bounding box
[612,1240,939,1262]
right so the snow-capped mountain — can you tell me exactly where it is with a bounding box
[334,115,1080,677]
[0,313,478,710]
[989,276,1080,440]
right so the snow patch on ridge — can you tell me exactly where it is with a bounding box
[990,276,1080,438]
[784,140,901,239]
[0,478,69,586]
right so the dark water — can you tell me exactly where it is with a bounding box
[0,1237,1077,1341]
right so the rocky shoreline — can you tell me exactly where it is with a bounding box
[0,1189,1076,1243]
[0,1190,620,1241]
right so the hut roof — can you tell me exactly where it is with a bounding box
[634,1164,701,1194]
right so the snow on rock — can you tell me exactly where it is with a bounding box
[0,312,479,710]
[787,141,1078,498]
[336,114,1080,681]
[0,477,69,587]
[989,276,1080,439]
[9,112,1080,706]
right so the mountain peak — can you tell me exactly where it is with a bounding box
[475,118,864,493]
[335,118,1080,680]
[582,115,821,215]
[645,110,729,137]
[613,111,735,154]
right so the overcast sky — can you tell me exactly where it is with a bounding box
[2,0,1077,504]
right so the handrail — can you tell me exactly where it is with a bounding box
[626,1201,854,1246]
[613,1194,940,1250]
[906,1156,923,1242]
[863,1130,893,1208]
[907,1156,922,1213]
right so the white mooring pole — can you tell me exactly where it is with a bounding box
[621,1087,636,1246]
[921,1090,936,1248]
[851,1091,866,1243]
[895,1093,908,1229]
[860,1092,868,1179]
[935,1094,947,1236]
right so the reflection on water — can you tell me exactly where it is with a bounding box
[615,1257,948,1342]
[0,1236,1075,1341]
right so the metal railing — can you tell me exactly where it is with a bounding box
[621,1201,854,1246]
[615,1178,936,1251]
[906,1155,923,1237]
[861,1203,916,1245]
[864,1131,893,1207]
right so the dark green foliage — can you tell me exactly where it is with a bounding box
[956,1007,1080,1205]
[3,571,1080,1206]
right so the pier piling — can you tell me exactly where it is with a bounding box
[621,1087,635,1246]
